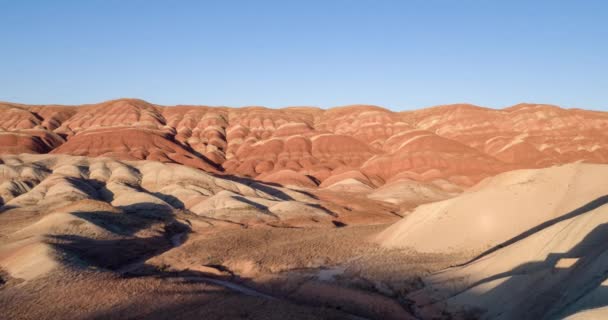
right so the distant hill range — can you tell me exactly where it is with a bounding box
[2,98,607,190]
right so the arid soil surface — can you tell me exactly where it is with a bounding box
[3,101,608,319]
[0,224,461,320]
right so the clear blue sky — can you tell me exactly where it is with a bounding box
[1,0,607,110]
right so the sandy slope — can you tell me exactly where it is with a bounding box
[0,153,342,281]
[377,163,608,255]
[375,163,608,319]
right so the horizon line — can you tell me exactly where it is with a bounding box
[0,97,596,112]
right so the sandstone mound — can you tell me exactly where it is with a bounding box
[51,128,219,172]
[319,170,375,192]
[377,163,608,254]
[414,202,608,319]
[0,154,341,282]
[0,239,57,281]
[376,164,608,319]
[0,154,333,227]
[367,178,457,205]
[0,103,72,154]
[362,130,509,186]
[259,169,319,188]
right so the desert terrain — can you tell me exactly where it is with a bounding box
[1,99,608,319]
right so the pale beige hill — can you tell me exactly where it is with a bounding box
[367,178,458,206]
[322,178,375,193]
[409,189,608,319]
[0,154,344,283]
[0,200,122,281]
[377,163,608,255]
[0,239,57,281]
[372,163,608,319]
[0,154,335,228]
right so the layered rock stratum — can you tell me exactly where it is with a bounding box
[2,99,608,190]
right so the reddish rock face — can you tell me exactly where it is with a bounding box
[0,103,75,154]
[1,98,607,187]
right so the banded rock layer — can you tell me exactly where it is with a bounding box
[2,99,608,189]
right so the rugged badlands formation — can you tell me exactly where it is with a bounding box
[2,99,608,319]
[3,98,608,189]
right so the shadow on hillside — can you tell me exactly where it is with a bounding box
[231,195,269,211]
[458,195,608,267]
[218,174,319,200]
[0,205,16,213]
[48,234,172,270]
[47,177,192,271]
[434,197,608,319]
[57,174,188,236]
[71,202,178,237]
[65,172,187,210]
[166,134,224,172]
[47,217,190,271]
[61,174,186,210]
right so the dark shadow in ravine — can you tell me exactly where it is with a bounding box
[0,205,16,214]
[231,195,269,211]
[216,174,298,201]
[289,187,320,200]
[151,192,185,209]
[71,202,175,237]
[47,218,190,271]
[165,133,224,172]
[307,203,337,217]
[46,175,192,271]
[48,234,172,270]
[58,175,187,233]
